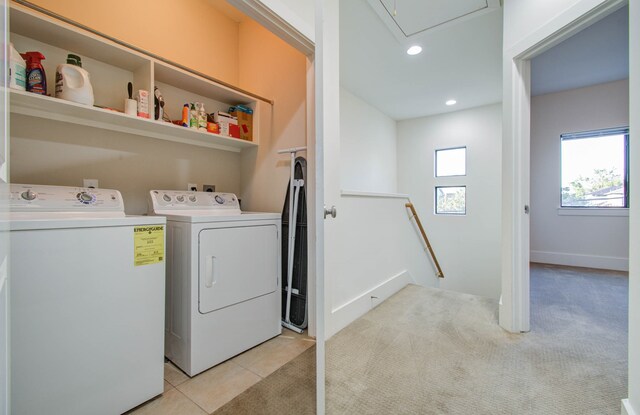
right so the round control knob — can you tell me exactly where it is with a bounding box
[189,195,197,203]
[21,190,37,201]
[176,195,185,203]
[162,194,172,202]
[76,191,95,204]
[215,195,224,204]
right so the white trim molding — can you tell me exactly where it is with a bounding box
[531,251,628,272]
[341,190,409,200]
[557,207,629,217]
[622,399,638,415]
[228,0,314,55]
[328,270,413,338]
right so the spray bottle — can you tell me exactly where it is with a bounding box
[21,51,47,95]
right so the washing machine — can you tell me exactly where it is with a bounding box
[6,184,166,415]
[149,190,281,377]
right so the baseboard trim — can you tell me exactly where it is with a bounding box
[328,270,413,338]
[530,250,628,272]
[622,399,638,415]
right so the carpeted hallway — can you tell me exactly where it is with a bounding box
[326,263,628,414]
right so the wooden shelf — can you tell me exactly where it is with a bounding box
[9,90,258,153]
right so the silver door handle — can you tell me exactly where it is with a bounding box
[324,205,337,219]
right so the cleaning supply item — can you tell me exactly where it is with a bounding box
[181,103,189,127]
[197,102,207,131]
[55,54,94,106]
[136,89,149,118]
[21,51,46,95]
[189,103,198,129]
[9,43,26,91]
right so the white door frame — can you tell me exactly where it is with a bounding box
[501,0,628,333]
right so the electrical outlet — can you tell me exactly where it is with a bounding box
[203,184,215,192]
[188,183,198,192]
[83,179,99,189]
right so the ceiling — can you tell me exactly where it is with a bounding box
[340,0,503,120]
[371,0,501,41]
[531,5,629,96]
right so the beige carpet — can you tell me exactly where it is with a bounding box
[212,345,316,415]
[326,264,628,414]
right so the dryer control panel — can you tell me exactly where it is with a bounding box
[7,184,124,214]
[149,190,241,215]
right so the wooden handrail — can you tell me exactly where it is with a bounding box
[405,203,444,279]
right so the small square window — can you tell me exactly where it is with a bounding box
[435,186,466,215]
[435,147,466,177]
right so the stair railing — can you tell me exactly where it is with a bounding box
[405,202,444,279]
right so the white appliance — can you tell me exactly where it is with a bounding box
[149,190,281,376]
[5,184,166,415]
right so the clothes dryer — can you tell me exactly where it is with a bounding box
[149,190,281,376]
[6,184,166,415]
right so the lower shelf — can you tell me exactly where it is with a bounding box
[9,89,258,153]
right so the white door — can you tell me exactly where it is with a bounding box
[0,0,10,413]
[198,225,278,313]
[313,0,340,413]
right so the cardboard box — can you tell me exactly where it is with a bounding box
[230,109,253,141]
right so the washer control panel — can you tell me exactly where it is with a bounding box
[8,184,124,213]
[149,190,241,214]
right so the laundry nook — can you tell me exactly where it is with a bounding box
[1,1,639,415]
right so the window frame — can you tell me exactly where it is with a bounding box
[434,185,466,216]
[559,127,629,209]
[434,146,467,178]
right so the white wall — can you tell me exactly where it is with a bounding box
[504,0,593,50]
[530,79,629,271]
[397,103,502,299]
[326,193,440,337]
[627,0,639,413]
[340,88,397,193]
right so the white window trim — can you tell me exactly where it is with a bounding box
[557,207,629,217]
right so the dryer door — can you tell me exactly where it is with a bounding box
[198,224,278,314]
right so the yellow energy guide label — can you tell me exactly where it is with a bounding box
[134,225,165,266]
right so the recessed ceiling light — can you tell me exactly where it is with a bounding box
[406,45,422,55]
[446,99,457,106]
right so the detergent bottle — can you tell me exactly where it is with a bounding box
[8,43,26,91]
[21,51,47,95]
[55,54,94,106]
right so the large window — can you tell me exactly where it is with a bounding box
[561,127,629,208]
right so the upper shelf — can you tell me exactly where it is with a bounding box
[9,89,258,153]
[10,4,149,71]
[8,2,268,152]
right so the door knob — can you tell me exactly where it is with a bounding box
[324,205,337,219]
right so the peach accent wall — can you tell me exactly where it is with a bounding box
[27,0,240,85]
[238,18,307,213]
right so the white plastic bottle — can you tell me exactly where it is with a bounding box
[55,54,94,106]
[197,102,207,131]
[9,43,26,91]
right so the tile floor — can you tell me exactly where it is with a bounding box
[127,329,315,415]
